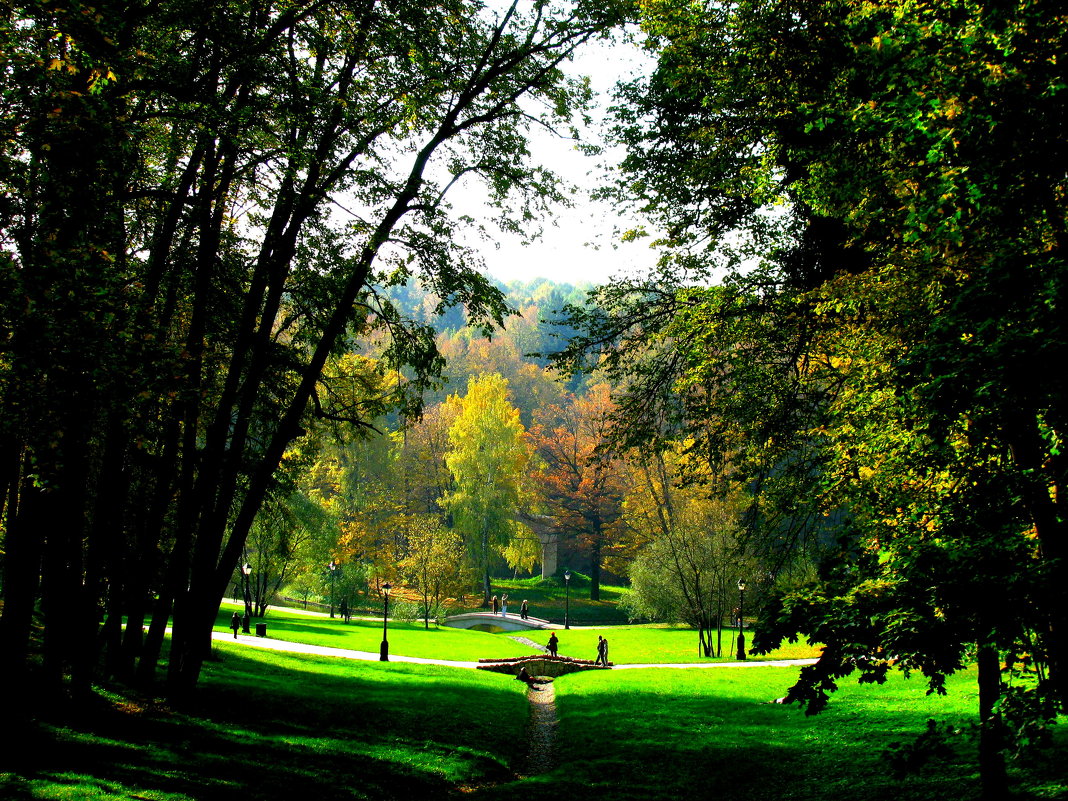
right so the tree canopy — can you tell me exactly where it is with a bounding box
[551,0,1066,794]
[0,0,630,703]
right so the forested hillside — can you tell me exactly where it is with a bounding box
[261,276,729,619]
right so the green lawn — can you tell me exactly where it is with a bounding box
[221,603,818,665]
[519,623,820,664]
[216,603,535,661]
[2,641,528,800]
[3,641,1065,800]
[478,666,1068,801]
[475,575,630,624]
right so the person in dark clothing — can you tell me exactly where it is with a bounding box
[516,667,549,689]
[597,635,610,666]
[491,595,500,615]
[547,632,559,657]
[520,599,529,620]
[230,611,241,638]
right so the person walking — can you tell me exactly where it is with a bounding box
[597,635,610,667]
[520,599,529,620]
[547,632,559,657]
[230,611,241,638]
[492,595,499,615]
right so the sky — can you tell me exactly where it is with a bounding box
[467,34,661,288]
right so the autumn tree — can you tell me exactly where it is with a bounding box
[435,309,567,426]
[441,373,533,603]
[396,401,460,517]
[618,447,754,657]
[530,383,627,598]
[398,514,469,629]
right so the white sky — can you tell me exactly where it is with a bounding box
[469,34,661,287]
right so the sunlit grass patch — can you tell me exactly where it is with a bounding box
[520,622,820,664]
[215,603,535,661]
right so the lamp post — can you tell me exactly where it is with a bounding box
[736,579,747,661]
[564,569,571,630]
[328,560,337,618]
[240,562,253,633]
[380,582,392,661]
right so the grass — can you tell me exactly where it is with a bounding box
[2,640,1065,800]
[519,623,820,664]
[219,602,817,665]
[1,641,528,800]
[215,603,535,661]
[273,573,630,625]
[477,666,1068,801]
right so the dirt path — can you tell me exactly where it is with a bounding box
[520,680,558,776]
[507,635,547,652]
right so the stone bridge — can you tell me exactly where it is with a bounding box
[477,654,611,677]
[442,612,553,632]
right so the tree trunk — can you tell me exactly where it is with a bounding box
[977,643,1009,800]
[1005,416,1068,710]
[589,533,602,601]
[716,606,723,659]
[0,466,42,707]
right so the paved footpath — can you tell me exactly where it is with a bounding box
[213,630,818,670]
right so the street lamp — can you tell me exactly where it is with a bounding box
[380,582,392,662]
[564,569,571,630]
[736,579,747,661]
[328,560,337,618]
[241,562,252,633]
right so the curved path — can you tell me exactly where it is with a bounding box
[442,611,554,631]
[214,629,818,670]
[215,630,482,667]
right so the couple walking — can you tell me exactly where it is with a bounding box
[490,594,530,618]
[596,635,610,667]
[491,594,510,616]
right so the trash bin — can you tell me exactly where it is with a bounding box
[255,623,267,637]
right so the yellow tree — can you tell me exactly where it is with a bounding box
[396,401,460,516]
[398,514,470,628]
[441,373,532,604]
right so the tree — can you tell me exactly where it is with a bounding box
[620,449,753,657]
[396,400,461,516]
[398,514,469,629]
[559,0,1067,793]
[0,0,630,704]
[441,373,532,602]
[530,383,627,598]
[240,491,318,618]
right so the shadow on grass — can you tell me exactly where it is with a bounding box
[472,668,1067,801]
[3,647,527,800]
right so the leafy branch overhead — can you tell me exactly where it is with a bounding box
[0,0,631,701]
